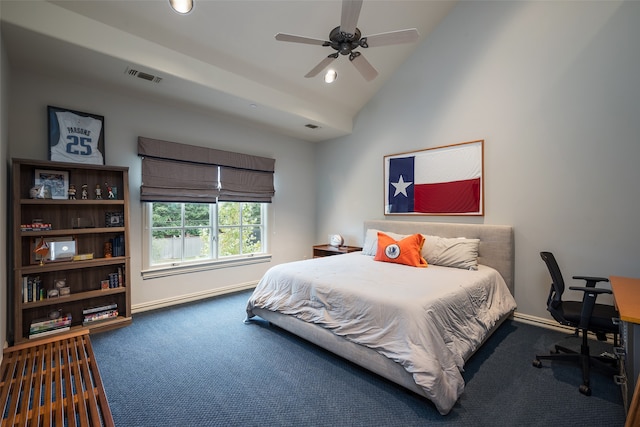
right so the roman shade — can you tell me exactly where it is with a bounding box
[138,137,275,203]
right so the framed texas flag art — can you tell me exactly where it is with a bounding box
[384,140,484,216]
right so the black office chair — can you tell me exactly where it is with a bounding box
[532,251,619,396]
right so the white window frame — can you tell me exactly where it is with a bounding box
[141,201,271,279]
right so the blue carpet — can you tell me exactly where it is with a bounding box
[91,290,626,426]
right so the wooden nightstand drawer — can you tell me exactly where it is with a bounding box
[313,244,362,258]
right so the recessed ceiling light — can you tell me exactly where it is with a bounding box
[324,69,337,84]
[169,0,194,14]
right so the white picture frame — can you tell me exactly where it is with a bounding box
[34,169,70,200]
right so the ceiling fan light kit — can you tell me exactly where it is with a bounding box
[324,69,338,83]
[275,0,419,82]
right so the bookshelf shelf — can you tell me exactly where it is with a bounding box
[21,226,126,236]
[20,198,125,205]
[19,256,128,274]
[22,287,127,309]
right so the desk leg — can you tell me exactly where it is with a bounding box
[627,373,640,427]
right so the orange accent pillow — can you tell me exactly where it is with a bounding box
[374,232,428,268]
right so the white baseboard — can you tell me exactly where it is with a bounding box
[133,293,615,345]
[132,281,258,314]
[512,312,575,333]
[512,311,617,344]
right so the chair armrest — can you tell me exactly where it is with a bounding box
[573,275,609,287]
[568,286,612,295]
[569,285,615,330]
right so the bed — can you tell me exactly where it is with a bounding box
[245,220,517,415]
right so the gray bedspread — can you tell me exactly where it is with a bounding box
[246,252,517,414]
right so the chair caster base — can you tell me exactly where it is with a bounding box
[579,384,592,396]
[532,359,542,368]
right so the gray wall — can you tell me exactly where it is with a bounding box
[6,69,317,313]
[315,1,640,320]
[1,10,10,349]
[3,1,640,338]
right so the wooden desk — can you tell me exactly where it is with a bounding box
[611,276,640,323]
[610,276,640,427]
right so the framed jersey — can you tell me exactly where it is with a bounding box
[48,106,105,165]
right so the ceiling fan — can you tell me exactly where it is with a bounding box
[275,0,420,82]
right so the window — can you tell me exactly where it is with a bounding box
[217,202,264,257]
[137,137,275,278]
[143,201,269,276]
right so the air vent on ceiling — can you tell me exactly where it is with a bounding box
[305,124,320,129]
[125,67,163,84]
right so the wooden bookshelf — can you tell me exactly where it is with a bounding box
[11,158,131,343]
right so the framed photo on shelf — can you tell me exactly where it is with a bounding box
[105,212,124,227]
[48,105,105,165]
[34,169,69,200]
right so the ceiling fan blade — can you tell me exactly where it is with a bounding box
[361,29,420,48]
[340,0,363,37]
[275,33,328,46]
[305,55,338,78]
[349,52,378,82]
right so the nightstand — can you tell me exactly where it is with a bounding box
[313,244,363,258]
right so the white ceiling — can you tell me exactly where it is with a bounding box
[1,0,456,142]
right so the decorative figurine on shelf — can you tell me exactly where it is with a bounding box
[103,241,112,258]
[30,184,51,199]
[95,184,102,199]
[81,184,88,200]
[105,182,116,199]
[34,237,49,266]
[68,184,76,200]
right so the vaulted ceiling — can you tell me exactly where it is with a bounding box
[1,1,456,142]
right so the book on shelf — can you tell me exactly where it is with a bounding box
[30,313,72,329]
[29,326,71,339]
[73,253,94,261]
[29,313,72,337]
[83,303,118,315]
[105,267,124,289]
[83,302,119,325]
[83,309,119,325]
[108,272,118,288]
[109,234,125,257]
[30,322,71,335]
[21,223,52,232]
[23,276,45,303]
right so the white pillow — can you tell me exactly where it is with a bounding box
[421,235,480,270]
[362,228,407,256]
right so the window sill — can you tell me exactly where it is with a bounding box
[141,253,272,280]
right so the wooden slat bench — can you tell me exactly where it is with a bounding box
[0,329,114,426]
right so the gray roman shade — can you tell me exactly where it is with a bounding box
[138,137,275,203]
[218,167,275,202]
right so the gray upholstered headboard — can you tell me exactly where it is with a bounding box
[363,220,515,296]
